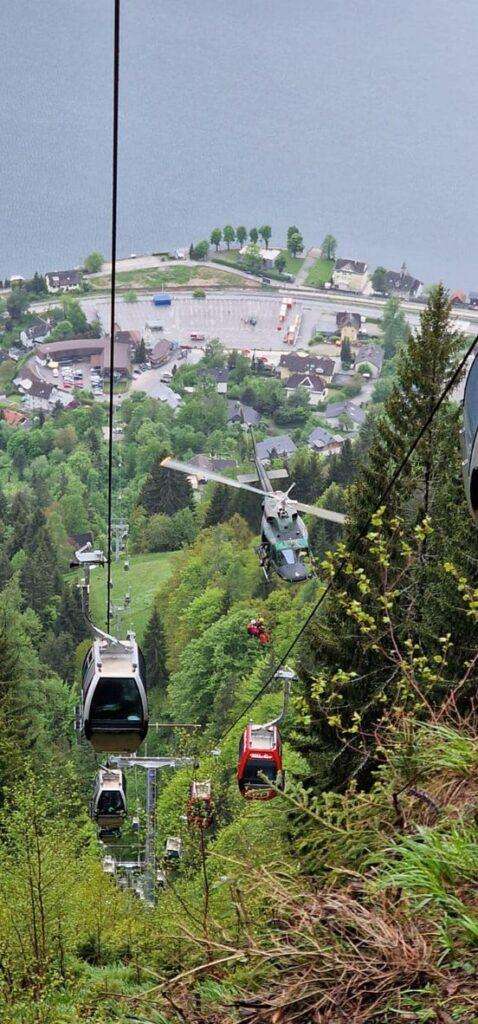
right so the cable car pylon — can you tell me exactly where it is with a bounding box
[109,753,196,906]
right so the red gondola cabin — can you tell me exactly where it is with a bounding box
[237,723,284,800]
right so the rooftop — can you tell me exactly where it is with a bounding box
[336,310,362,329]
[255,434,297,462]
[355,344,384,370]
[284,372,327,393]
[334,258,368,274]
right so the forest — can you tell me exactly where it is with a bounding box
[0,285,477,1024]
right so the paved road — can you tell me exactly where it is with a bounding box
[294,247,321,287]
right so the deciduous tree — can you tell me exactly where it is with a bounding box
[321,234,337,260]
[84,251,103,273]
[259,225,271,248]
[210,228,222,251]
[223,225,235,249]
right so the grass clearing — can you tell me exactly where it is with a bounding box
[89,550,181,640]
[279,250,304,276]
[305,257,334,287]
[91,265,246,290]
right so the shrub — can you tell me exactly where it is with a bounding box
[193,288,206,299]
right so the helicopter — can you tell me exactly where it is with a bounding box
[161,430,345,582]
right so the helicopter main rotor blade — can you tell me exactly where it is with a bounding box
[161,457,271,498]
[161,458,346,524]
[289,500,346,524]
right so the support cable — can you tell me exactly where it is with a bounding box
[217,333,478,744]
[106,0,121,631]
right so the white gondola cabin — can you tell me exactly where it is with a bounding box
[156,869,167,888]
[462,352,478,520]
[102,855,116,875]
[92,767,127,831]
[165,836,182,860]
[82,634,148,752]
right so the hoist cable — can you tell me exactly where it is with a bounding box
[217,332,478,744]
[106,0,121,631]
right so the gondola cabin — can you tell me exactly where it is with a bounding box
[237,722,284,800]
[102,855,116,875]
[462,351,478,520]
[187,780,213,829]
[92,768,127,831]
[165,835,182,860]
[156,869,167,888]
[82,635,148,752]
[132,815,140,832]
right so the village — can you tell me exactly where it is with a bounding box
[0,236,476,466]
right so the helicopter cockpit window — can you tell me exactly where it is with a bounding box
[91,678,142,723]
[277,548,296,566]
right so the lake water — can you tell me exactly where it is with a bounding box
[2,0,478,289]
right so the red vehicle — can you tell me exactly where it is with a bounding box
[187,780,213,829]
[237,722,284,800]
[247,619,270,645]
[190,332,205,342]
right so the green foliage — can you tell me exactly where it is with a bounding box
[381,294,409,360]
[223,225,235,249]
[321,233,337,260]
[138,454,194,515]
[371,264,388,293]
[210,227,222,250]
[341,337,353,368]
[287,230,304,256]
[123,288,137,302]
[242,241,261,271]
[259,224,271,247]
[274,252,286,273]
[84,251,103,273]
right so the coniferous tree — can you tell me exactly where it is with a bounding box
[299,286,474,782]
[143,605,168,689]
[204,484,231,527]
[138,457,194,516]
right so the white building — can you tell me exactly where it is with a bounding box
[332,259,369,293]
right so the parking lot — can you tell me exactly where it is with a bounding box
[83,293,338,353]
[32,356,105,396]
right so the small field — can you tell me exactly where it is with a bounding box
[278,250,304,276]
[213,248,304,279]
[305,257,334,287]
[89,551,181,641]
[91,265,248,291]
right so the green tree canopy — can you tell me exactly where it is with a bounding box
[371,266,389,293]
[275,252,286,274]
[321,234,337,260]
[84,251,103,273]
[210,228,222,251]
[138,456,194,516]
[259,225,271,248]
[223,225,235,249]
[287,231,304,256]
[236,225,247,246]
